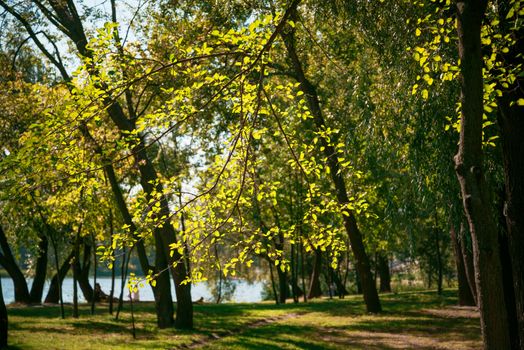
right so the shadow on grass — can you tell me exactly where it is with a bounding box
[7,290,480,349]
[201,324,332,350]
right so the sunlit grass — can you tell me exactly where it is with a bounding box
[6,290,481,349]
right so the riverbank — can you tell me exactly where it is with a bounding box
[5,290,481,349]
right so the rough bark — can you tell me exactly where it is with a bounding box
[308,249,323,299]
[496,1,524,346]
[451,223,476,306]
[499,231,520,349]
[377,254,392,293]
[0,225,30,304]
[281,26,381,313]
[499,77,524,350]
[454,1,510,347]
[29,234,48,303]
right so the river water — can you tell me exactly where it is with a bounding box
[0,276,263,304]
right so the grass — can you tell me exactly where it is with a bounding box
[5,290,481,350]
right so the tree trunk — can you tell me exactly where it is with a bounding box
[0,0,178,328]
[152,233,175,328]
[268,259,279,304]
[459,223,477,304]
[44,249,74,304]
[29,234,48,303]
[328,263,348,297]
[115,246,128,320]
[281,25,381,313]
[434,228,443,295]
[496,1,524,346]
[427,264,433,290]
[90,232,97,315]
[300,240,307,303]
[377,253,392,293]
[74,242,94,303]
[499,231,520,349]
[40,1,191,328]
[0,277,7,349]
[290,244,297,302]
[450,223,476,306]
[274,227,288,304]
[308,249,323,299]
[454,1,510,347]
[276,266,289,304]
[72,226,80,318]
[355,269,362,294]
[108,209,116,315]
[0,225,30,304]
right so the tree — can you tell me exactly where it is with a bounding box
[454,0,510,347]
[496,1,524,347]
[280,14,381,313]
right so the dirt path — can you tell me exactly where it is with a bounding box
[317,306,481,350]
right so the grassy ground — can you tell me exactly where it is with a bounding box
[5,290,481,350]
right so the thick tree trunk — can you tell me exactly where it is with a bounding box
[499,231,520,349]
[0,278,7,349]
[454,1,510,347]
[450,223,476,306]
[152,233,175,328]
[0,225,30,304]
[496,1,524,346]
[499,89,524,350]
[44,249,74,304]
[377,254,392,293]
[308,249,323,299]
[29,234,48,303]
[281,25,381,313]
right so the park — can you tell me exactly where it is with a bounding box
[0,0,522,349]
